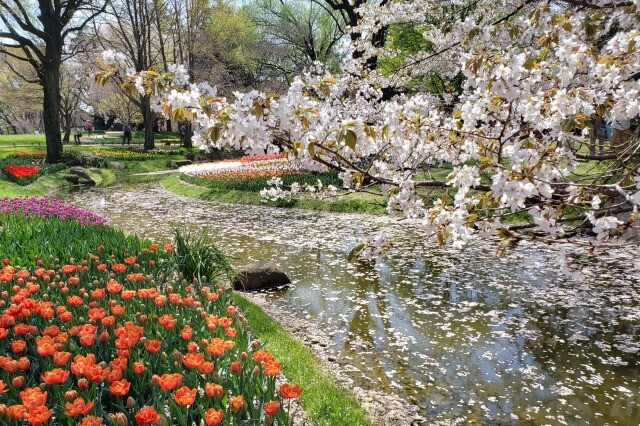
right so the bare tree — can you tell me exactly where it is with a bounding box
[60,63,90,143]
[92,0,167,150]
[0,0,107,162]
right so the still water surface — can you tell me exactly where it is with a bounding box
[67,184,640,424]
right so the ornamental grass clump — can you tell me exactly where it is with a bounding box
[0,243,302,425]
[172,229,236,283]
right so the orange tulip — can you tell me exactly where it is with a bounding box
[204,408,224,426]
[20,387,47,407]
[134,406,161,425]
[264,360,281,376]
[144,339,161,354]
[7,404,27,419]
[79,415,103,426]
[158,373,183,391]
[229,395,245,411]
[10,340,26,353]
[110,379,131,396]
[41,368,69,384]
[112,264,126,273]
[180,325,193,340]
[24,405,53,425]
[230,360,242,374]
[204,382,223,398]
[182,353,204,369]
[279,383,302,399]
[263,401,280,416]
[198,361,214,374]
[65,397,94,416]
[133,362,145,374]
[173,386,196,406]
[52,351,72,366]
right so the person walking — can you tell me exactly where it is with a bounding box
[589,117,606,155]
[86,121,93,137]
[122,123,132,145]
[72,126,82,145]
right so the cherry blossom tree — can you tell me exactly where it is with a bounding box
[98,0,640,272]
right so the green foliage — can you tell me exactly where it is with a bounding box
[0,213,145,267]
[172,228,236,283]
[61,150,111,168]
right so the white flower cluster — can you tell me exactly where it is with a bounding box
[102,0,639,265]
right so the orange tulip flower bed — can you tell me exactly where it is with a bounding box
[0,245,302,425]
[2,165,40,185]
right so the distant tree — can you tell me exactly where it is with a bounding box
[250,0,344,85]
[0,0,108,162]
[0,53,43,134]
[60,63,91,143]
[94,84,142,127]
[92,0,167,150]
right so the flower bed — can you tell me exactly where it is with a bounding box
[90,149,158,161]
[2,165,40,185]
[0,197,107,226]
[13,152,47,158]
[0,209,302,426]
[239,153,284,163]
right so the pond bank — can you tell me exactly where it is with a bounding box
[240,291,427,426]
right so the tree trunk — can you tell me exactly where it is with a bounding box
[181,122,193,149]
[142,97,155,150]
[62,112,71,143]
[41,56,63,163]
[104,114,117,131]
[166,119,172,132]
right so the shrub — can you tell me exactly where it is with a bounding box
[61,151,110,168]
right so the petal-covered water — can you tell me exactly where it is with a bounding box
[67,184,640,424]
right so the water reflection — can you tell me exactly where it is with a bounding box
[66,184,640,424]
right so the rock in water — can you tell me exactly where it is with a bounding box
[233,262,291,291]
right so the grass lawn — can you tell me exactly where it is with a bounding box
[0,134,47,147]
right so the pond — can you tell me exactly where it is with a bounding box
[67,183,640,424]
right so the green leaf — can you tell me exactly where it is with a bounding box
[345,129,357,151]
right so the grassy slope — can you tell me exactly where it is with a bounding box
[162,174,387,215]
[0,170,69,197]
[233,295,374,426]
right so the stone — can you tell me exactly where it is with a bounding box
[69,166,91,180]
[110,162,125,170]
[64,175,79,185]
[232,262,291,291]
[65,174,95,186]
[170,160,192,168]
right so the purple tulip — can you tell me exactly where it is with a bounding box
[0,197,108,226]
